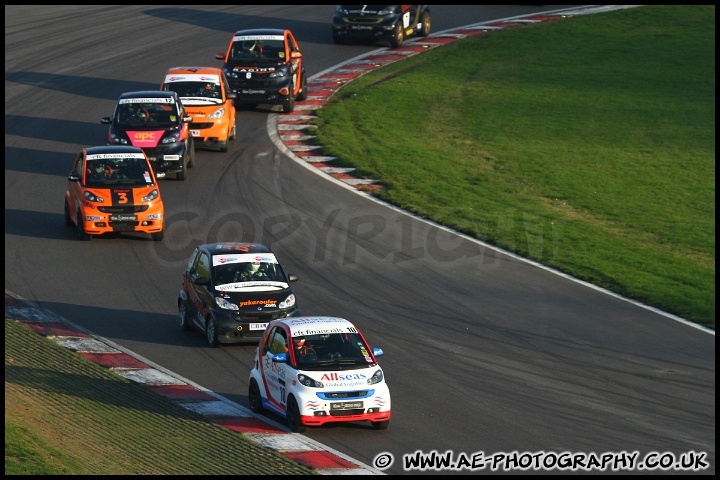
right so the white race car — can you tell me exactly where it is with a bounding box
[248,316,391,432]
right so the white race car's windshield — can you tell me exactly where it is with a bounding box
[292,333,375,369]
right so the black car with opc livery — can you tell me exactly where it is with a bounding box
[101,91,195,180]
[178,242,300,347]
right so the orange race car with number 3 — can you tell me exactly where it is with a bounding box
[64,145,164,241]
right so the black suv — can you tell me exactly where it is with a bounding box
[178,242,300,347]
[332,5,431,48]
[101,91,195,180]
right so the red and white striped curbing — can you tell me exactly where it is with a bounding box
[5,290,384,475]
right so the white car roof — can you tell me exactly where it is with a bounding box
[279,317,358,338]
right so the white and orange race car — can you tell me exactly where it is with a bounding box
[161,66,237,152]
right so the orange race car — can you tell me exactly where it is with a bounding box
[64,145,164,241]
[160,66,237,152]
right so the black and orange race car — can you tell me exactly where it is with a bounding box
[64,145,164,241]
[332,5,431,48]
[178,242,300,347]
[215,28,307,114]
[101,90,195,180]
[160,66,237,152]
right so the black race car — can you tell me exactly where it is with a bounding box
[332,5,431,48]
[178,242,300,347]
[215,28,307,114]
[101,91,195,181]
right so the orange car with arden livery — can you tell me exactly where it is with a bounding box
[64,145,164,241]
[160,66,237,152]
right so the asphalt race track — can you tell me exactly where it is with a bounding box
[5,5,715,475]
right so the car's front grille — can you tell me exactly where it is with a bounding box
[98,205,148,213]
[322,391,369,399]
[190,122,213,130]
[346,17,382,24]
[329,409,365,417]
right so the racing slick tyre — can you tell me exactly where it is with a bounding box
[75,207,91,241]
[187,138,195,168]
[391,22,404,48]
[419,11,431,37]
[297,73,308,101]
[248,379,264,413]
[229,121,237,141]
[282,92,295,114]
[176,154,188,181]
[286,396,307,433]
[178,300,191,330]
[206,316,219,348]
[151,230,164,242]
[64,199,73,226]
[372,419,390,430]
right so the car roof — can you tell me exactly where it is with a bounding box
[117,90,177,100]
[199,242,273,256]
[164,66,223,76]
[232,28,288,37]
[273,316,357,337]
[84,145,145,155]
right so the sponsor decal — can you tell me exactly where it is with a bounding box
[232,66,276,73]
[233,35,284,42]
[165,74,220,83]
[238,300,277,308]
[320,372,367,381]
[86,153,145,160]
[119,97,175,104]
[127,131,163,148]
[212,253,278,266]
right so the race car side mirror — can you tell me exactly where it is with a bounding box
[67,171,80,182]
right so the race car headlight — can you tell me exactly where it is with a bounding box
[367,369,384,385]
[208,107,226,119]
[297,374,323,388]
[269,67,289,78]
[162,131,181,143]
[215,296,239,311]
[141,189,159,202]
[336,5,348,14]
[279,294,296,309]
[83,191,104,203]
[378,6,396,15]
[108,129,129,145]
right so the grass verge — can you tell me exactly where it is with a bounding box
[312,5,715,329]
[4,318,316,475]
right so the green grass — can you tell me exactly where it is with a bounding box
[312,5,715,329]
[5,318,317,475]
